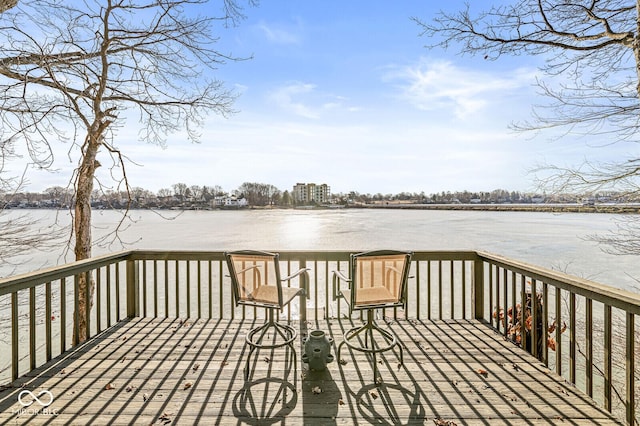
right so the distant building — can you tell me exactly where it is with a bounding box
[292,183,331,204]
[212,195,248,208]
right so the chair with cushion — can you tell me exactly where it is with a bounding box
[333,250,412,383]
[225,250,308,380]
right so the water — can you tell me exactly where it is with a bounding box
[1,208,639,393]
[2,208,639,292]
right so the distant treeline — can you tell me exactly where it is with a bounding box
[2,183,637,210]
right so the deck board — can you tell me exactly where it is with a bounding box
[0,318,622,425]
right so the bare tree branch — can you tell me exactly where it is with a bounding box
[0,0,254,343]
[416,0,640,255]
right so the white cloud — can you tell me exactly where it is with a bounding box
[386,59,537,119]
[267,83,357,120]
[268,82,319,119]
[256,21,301,45]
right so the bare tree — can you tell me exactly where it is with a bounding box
[1,123,64,276]
[0,182,65,277]
[237,182,279,206]
[157,188,173,198]
[415,1,640,252]
[172,183,189,201]
[0,0,254,343]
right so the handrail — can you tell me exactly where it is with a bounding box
[477,251,640,315]
[0,250,132,296]
[475,250,639,425]
[0,249,637,424]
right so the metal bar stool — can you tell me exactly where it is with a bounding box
[333,250,412,383]
[225,250,308,381]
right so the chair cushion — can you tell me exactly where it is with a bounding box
[249,285,303,307]
[249,285,279,304]
[281,286,304,306]
[343,287,396,306]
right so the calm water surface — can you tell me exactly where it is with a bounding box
[4,208,639,292]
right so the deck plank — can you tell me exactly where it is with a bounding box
[0,318,622,425]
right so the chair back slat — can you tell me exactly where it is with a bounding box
[351,251,412,309]
[226,251,282,307]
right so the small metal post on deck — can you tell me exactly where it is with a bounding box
[126,259,140,318]
[472,257,484,320]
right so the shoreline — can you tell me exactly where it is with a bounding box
[348,203,640,214]
[5,203,640,214]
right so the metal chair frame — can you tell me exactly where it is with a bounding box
[333,250,412,383]
[225,250,308,381]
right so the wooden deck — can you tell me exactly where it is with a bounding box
[0,318,622,425]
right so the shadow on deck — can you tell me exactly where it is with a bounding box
[0,318,621,425]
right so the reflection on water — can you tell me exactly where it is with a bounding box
[278,212,324,248]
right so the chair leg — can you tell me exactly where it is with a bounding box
[244,338,298,384]
[337,339,346,365]
[243,310,298,382]
[339,310,402,384]
[367,318,378,382]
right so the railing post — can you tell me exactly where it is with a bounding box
[472,257,484,320]
[299,259,307,324]
[73,275,80,346]
[11,292,18,381]
[626,312,635,426]
[126,259,139,318]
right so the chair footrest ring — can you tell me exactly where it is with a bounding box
[341,322,398,354]
[246,321,297,349]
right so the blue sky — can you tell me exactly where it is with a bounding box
[17,1,626,195]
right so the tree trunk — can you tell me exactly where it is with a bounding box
[636,1,640,99]
[73,133,100,344]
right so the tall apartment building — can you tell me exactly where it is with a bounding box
[292,183,331,204]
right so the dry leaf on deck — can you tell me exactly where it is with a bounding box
[434,419,457,426]
[104,383,115,390]
[183,381,193,390]
[476,368,488,377]
[159,412,172,425]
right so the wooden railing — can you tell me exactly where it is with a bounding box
[477,251,640,425]
[1,250,638,424]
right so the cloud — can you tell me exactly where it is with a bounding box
[267,83,357,119]
[256,21,301,45]
[386,59,536,119]
[268,82,320,119]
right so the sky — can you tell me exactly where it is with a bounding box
[9,0,631,195]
